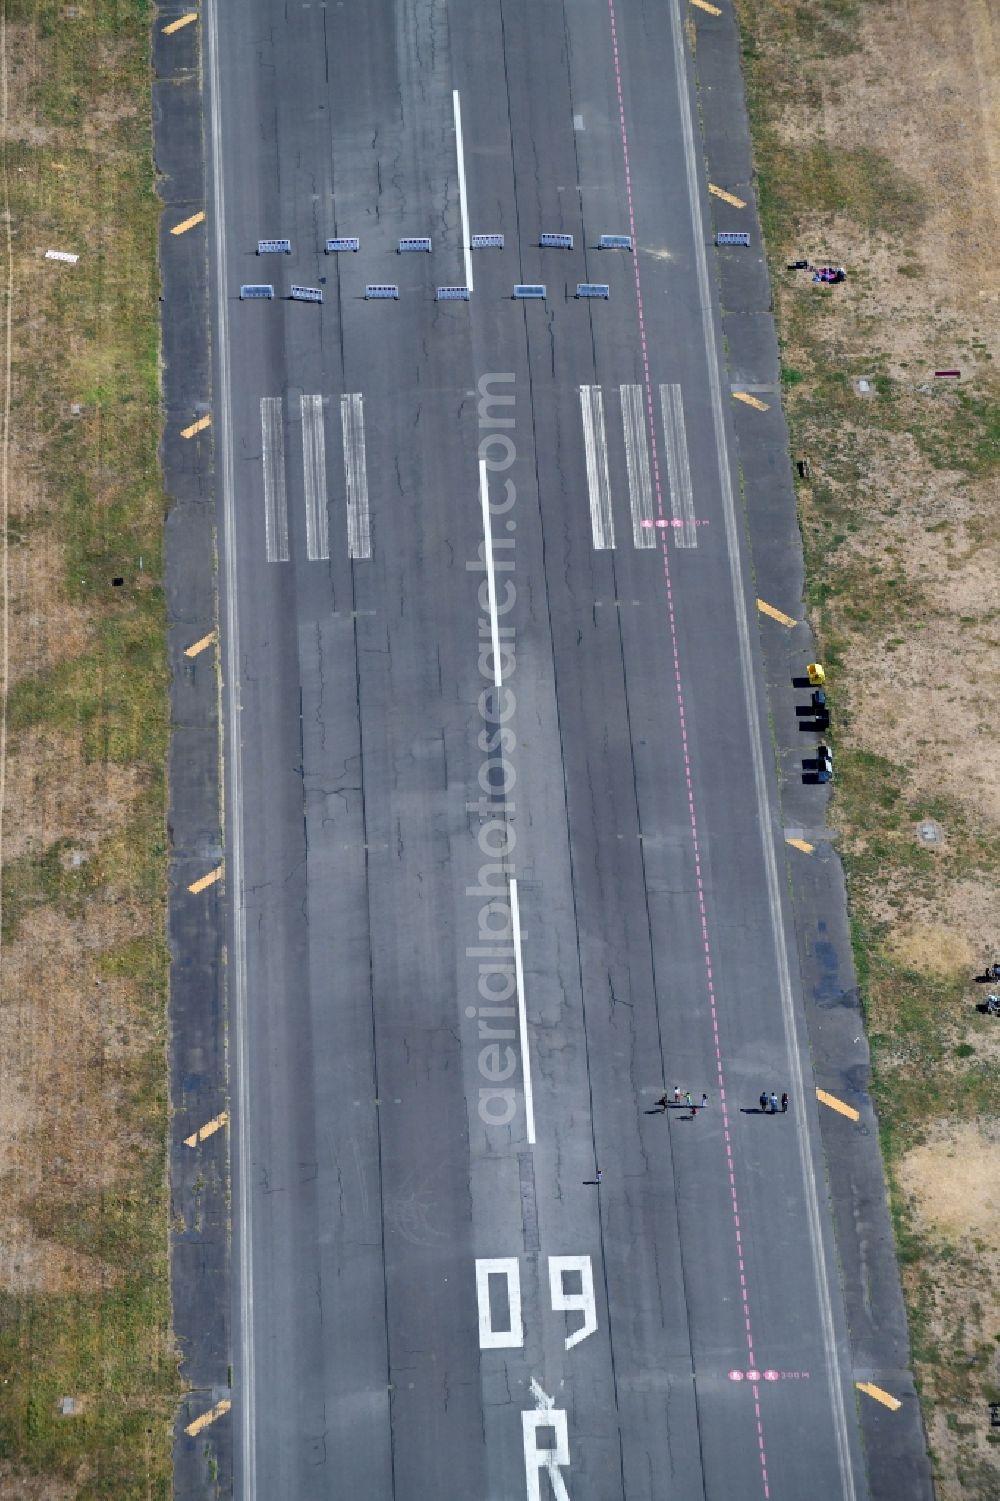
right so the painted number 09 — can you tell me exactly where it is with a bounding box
[475,1256,597,1351]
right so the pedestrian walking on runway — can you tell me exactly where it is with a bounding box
[701,1093,709,1110]
[684,1092,693,1111]
[654,1092,670,1113]
[769,1092,779,1114]
[781,1092,788,1114]
[759,1091,768,1114]
[673,1084,682,1103]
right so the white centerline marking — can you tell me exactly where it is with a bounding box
[480,460,535,1146]
[659,383,697,549]
[478,458,502,688]
[509,877,536,1147]
[453,90,474,294]
[260,397,288,563]
[300,394,329,561]
[340,393,371,560]
[620,384,655,547]
[579,385,615,549]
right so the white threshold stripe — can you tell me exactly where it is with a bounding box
[452,90,474,293]
[659,383,697,549]
[300,395,329,561]
[478,458,502,689]
[579,384,615,549]
[260,396,289,563]
[620,384,655,548]
[509,878,536,1146]
[340,393,371,560]
[667,0,858,1493]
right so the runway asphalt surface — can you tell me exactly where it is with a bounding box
[195,0,925,1496]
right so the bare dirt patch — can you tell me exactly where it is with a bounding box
[885,922,974,982]
[898,1122,1000,1250]
[2,725,145,863]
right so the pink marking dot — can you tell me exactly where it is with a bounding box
[606,0,770,1488]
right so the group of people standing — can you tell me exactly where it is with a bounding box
[760,1091,788,1114]
[653,1086,708,1116]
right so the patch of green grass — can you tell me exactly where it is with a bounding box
[758,138,927,243]
[8,603,168,765]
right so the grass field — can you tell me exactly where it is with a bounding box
[0,0,177,1495]
[731,0,1000,1494]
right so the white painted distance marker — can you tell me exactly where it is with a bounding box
[475,1257,523,1348]
[453,90,474,293]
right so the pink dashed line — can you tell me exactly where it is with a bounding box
[605,2,770,1495]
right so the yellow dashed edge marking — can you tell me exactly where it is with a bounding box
[691,0,722,12]
[709,183,746,209]
[756,598,796,628]
[171,209,206,236]
[181,413,212,439]
[734,389,770,412]
[163,11,198,33]
[188,865,223,895]
[184,631,216,658]
[816,1088,860,1123]
[856,1382,901,1412]
[786,837,814,855]
[185,1399,231,1437]
[184,1110,229,1148]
